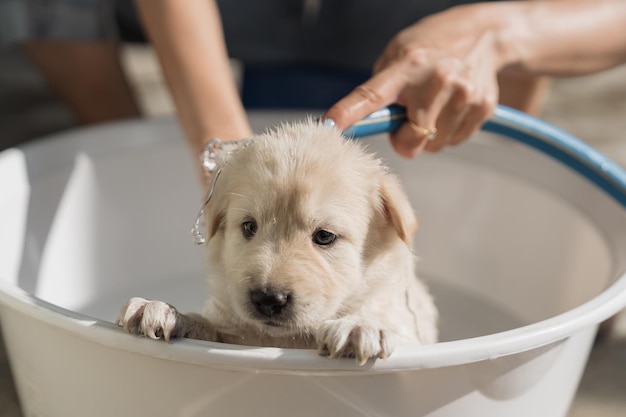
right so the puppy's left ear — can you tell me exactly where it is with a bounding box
[379,173,418,245]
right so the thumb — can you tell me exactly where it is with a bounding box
[322,67,404,130]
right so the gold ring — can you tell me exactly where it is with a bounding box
[408,121,437,141]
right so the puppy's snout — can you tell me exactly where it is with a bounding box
[250,288,291,318]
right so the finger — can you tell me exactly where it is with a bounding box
[405,89,451,153]
[445,43,498,146]
[448,98,496,146]
[322,65,407,130]
[423,80,474,152]
[403,58,464,148]
[398,86,449,157]
[389,123,431,158]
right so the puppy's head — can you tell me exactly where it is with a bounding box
[204,120,417,337]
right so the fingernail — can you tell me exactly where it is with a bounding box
[321,118,336,128]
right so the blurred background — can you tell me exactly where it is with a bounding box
[1,40,626,417]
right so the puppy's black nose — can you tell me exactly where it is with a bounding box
[250,289,290,318]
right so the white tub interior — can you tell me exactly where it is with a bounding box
[3,112,626,417]
[1,113,625,345]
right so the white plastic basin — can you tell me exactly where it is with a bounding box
[1,107,626,417]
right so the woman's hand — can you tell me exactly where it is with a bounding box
[324,5,504,157]
[324,6,500,158]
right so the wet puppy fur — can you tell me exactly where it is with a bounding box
[118,120,438,364]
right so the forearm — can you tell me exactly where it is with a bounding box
[134,0,252,157]
[487,0,626,75]
[21,41,141,124]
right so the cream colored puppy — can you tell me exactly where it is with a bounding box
[117,120,438,364]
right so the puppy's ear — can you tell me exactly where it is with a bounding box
[205,189,226,241]
[379,173,418,245]
[207,210,224,240]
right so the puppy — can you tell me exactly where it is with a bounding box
[117,120,438,364]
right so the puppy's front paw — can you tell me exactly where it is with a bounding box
[317,318,396,365]
[116,297,184,341]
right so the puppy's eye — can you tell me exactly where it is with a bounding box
[241,220,258,239]
[313,229,337,246]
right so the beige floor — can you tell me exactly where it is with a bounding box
[1,46,626,417]
[543,67,626,417]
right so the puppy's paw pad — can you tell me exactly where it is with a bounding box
[116,297,182,341]
[316,318,396,365]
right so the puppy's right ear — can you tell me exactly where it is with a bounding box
[201,184,226,241]
[207,210,224,240]
[378,173,418,245]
